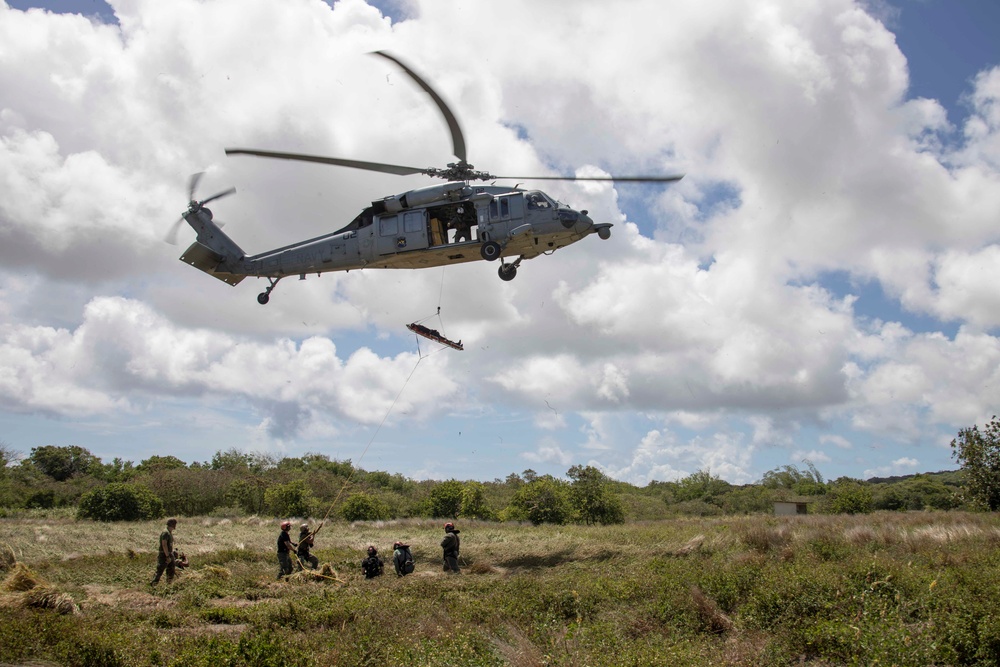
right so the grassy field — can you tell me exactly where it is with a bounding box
[2,511,1000,666]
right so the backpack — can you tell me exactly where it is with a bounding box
[401,547,414,574]
[362,556,382,578]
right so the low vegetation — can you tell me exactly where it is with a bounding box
[2,512,1000,665]
[0,416,997,663]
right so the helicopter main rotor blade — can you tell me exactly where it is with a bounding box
[225,148,426,176]
[372,50,467,164]
[491,173,686,183]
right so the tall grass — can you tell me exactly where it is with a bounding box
[2,512,1000,665]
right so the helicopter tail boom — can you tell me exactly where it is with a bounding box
[178,207,247,286]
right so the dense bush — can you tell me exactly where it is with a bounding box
[567,465,625,525]
[460,481,496,520]
[506,477,572,525]
[426,480,464,518]
[823,478,874,514]
[77,482,164,521]
[264,480,314,518]
[340,492,390,521]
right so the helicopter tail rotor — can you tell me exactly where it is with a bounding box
[165,174,236,245]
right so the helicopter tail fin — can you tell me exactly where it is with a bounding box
[178,207,247,286]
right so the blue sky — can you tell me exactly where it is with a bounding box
[1,0,999,485]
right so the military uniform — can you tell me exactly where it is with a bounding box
[441,523,461,574]
[296,526,319,570]
[276,523,296,579]
[151,519,177,584]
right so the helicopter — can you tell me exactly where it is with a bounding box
[172,51,683,305]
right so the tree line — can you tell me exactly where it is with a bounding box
[5,414,1000,522]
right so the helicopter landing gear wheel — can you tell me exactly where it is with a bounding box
[257,277,280,305]
[480,241,502,261]
[499,263,517,281]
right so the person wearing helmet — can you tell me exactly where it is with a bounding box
[392,540,414,576]
[276,520,298,580]
[361,545,384,579]
[296,523,319,570]
[441,522,461,574]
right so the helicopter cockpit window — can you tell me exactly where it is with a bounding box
[526,191,553,210]
[379,215,399,236]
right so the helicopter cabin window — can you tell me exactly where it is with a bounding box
[403,211,424,234]
[489,195,514,221]
[379,215,398,236]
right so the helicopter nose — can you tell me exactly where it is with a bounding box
[558,208,594,232]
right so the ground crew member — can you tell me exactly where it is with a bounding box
[361,545,384,578]
[441,522,461,574]
[151,518,177,584]
[392,540,414,576]
[296,523,319,570]
[276,520,297,579]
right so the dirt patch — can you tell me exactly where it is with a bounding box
[81,585,175,611]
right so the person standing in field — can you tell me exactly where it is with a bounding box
[276,520,297,580]
[151,518,177,585]
[441,522,461,574]
[296,523,319,570]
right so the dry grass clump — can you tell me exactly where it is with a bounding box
[0,544,16,571]
[690,585,733,634]
[467,561,498,574]
[285,563,344,584]
[736,522,792,554]
[491,623,544,667]
[21,584,80,615]
[844,524,879,546]
[901,523,982,552]
[0,562,79,615]
[2,562,41,592]
[674,534,706,556]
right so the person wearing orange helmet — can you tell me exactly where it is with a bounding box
[441,522,461,574]
[276,520,298,580]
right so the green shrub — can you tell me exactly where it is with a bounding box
[264,480,313,518]
[823,479,874,514]
[506,477,572,525]
[426,480,464,518]
[77,483,164,521]
[340,492,390,521]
